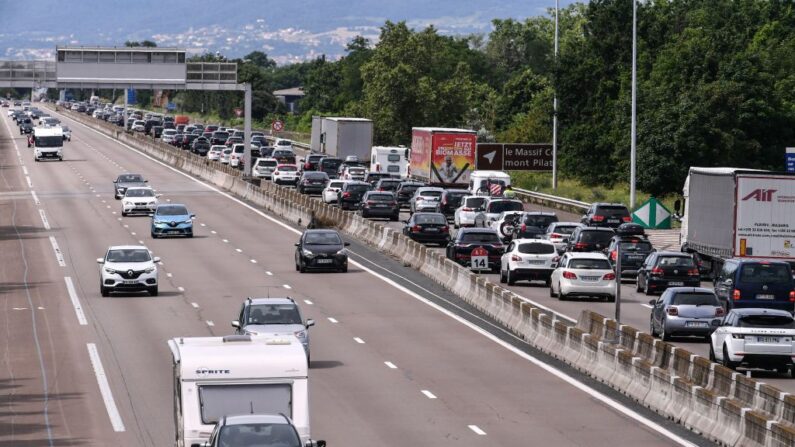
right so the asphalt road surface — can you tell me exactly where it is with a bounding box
[0,108,714,446]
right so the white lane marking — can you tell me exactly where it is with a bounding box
[31,190,40,205]
[250,259,257,264]
[38,209,51,230]
[37,306,45,310]
[640,303,654,309]
[211,230,217,234]
[200,223,206,227]
[64,277,88,326]
[12,307,28,311]
[222,239,229,243]
[421,390,437,399]
[327,317,338,323]
[25,175,32,188]
[123,224,129,228]
[191,302,199,309]
[206,320,215,327]
[49,236,66,267]
[130,232,136,236]
[138,240,144,245]
[96,194,101,198]
[178,286,185,292]
[468,425,486,435]
[283,284,291,289]
[86,343,126,432]
[384,361,398,369]
[235,248,242,253]
[166,273,173,278]
[158,261,164,266]
[303,300,313,305]
[22,165,28,175]
[111,211,117,215]
[67,111,694,446]
[354,337,365,344]
[266,271,273,276]
[117,218,122,222]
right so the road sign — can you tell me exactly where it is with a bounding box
[632,197,672,229]
[234,107,243,118]
[475,143,552,171]
[476,143,503,170]
[470,247,489,270]
[166,102,176,111]
[272,120,285,132]
[127,89,136,104]
[786,147,795,173]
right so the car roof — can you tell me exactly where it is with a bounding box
[665,287,715,294]
[565,252,609,260]
[524,212,557,216]
[125,186,153,191]
[579,227,615,232]
[223,414,291,426]
[512,238,554,244]
[728,258,792,265]
[417,186,445,191]
[156,204,187,210]
[459,227,498,234]
[551,222,581,227]
[108,245,148,250]
[247,297,295,306]
[304,229,340,235]
[730,308,794,317]
[654,251,691,257]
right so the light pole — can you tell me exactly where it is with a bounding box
[552,0,559,190]
[629,0,638,209]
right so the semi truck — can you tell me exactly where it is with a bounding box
[409,127,477,187]
[678,167,795,275]
[310,116,373,161]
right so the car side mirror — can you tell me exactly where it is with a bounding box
[96,258,104,264]
[306,441,326,447]
[648,299,656,306]
[306,319,315,328]
[112,179,117,183]
[144,180,149,182]
[153,257,161,263]
[295,243,300,247]
[724,279,733,286]
[231,320,240,329]
[190,214,196,219]
[344,242,351,247]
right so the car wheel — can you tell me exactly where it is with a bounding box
[121,211,127,217]
[557,283,566,300]
[606,295,616,302]
[148,286,159,297]
[650,316,657,337]
[499,269,506,284]
[186,232,193,238]
[100,285,109,297]
[340,264,348,273]
[299,259,307,273]
[722,345,736,370]
[507,269,516,286]
[151,232,158,239]
[661,321,671,341]
[644,280,652,296]
[708,343,716,362]
[390,214,399,222]
[636,276,643,292]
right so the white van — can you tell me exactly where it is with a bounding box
[468,170,511,194]
[31,126,64,161]
[371,146,408,178]
[168,335,310,447]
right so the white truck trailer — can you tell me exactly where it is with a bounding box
[310,116,373,161]
[168,335,310,447]
[678,167,795,275]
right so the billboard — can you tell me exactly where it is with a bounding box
[430,132,476,185]
[734,175,795,258]
[410,129,433,181]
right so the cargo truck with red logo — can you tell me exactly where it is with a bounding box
[677,167,795,276]
[409,127,477,187]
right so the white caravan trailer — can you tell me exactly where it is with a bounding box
[168,335,310,447]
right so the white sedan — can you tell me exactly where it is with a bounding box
[499,239,557,286]
[454,195,488,228]
[322,180,345,204]
[549,252,616,301]
[709,308,795,375]
[121,187,160,216]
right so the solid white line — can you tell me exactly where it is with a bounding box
[250,259,257,263]
[468,425,486,435]
[421,390,437,399]
[48,236,66,267]
[86,343,125,432]
[327,317,338,323]
[206,320,215,327]
[166,273,173,278]
[64,277,87,326]
[235,248,243,253]
[266,271,273,276]
[66,111,695,446]
[178,286,185,292]
[191,302,199,309]
[25,175,32,188]
[22,165,28,175]
[222,239,229,243]
[283,284,291,289]
[384,361,397,369]
[354,337,365,344]
[303,300,313,305]
[31,190,40,205]
[38,209,51,230]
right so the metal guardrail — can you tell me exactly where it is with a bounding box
[513,187,591,211]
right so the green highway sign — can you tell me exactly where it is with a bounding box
[632,197,671,229]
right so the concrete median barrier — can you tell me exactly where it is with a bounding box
[60,107,795,446]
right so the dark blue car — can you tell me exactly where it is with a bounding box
[714,259,795,312]
[150,204,195,238]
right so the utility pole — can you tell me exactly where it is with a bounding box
[629,0,638,209]
[552,0,559,190]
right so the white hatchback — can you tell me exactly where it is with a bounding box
[322,180,345,204]
[454,195,488,228]
[549,252,616,301]
[207,145,225,161]
[500,239,558,286]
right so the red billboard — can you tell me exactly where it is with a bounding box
[410,129,433,181]
[430,132,476,185]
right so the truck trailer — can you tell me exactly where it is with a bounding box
[679,167,795,275]
[310,116,373,161]
[409,127,477,187]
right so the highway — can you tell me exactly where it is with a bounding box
[0,108,714,446]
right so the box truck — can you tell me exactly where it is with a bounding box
[678,167,795,276]
[310,117,373,161]
[409,127,477,187]
[168,335,311,447]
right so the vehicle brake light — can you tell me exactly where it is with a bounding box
[610,250,617,261]
[650,267,664,276]
[574,243,588,249]
[551,233,562,239]
[688,268,699,276]
[511,255,521,262]
[790,291,795,302]
[563,271,577,280]
[667,306,679,316]
[622,216,632,222]
[715,307,725,317]
[412,225,421,233]
[733,289,741,300]
[342,192,351,198]
[440,226,449,232]
[592,215,605,222]
[603,272,616,280]
[521,223,527,232]
[462,207,473,212]
[305,163,311,169]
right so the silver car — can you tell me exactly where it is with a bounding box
[649,287,724,341]
[410,187,445,213]
[232,297,314,359]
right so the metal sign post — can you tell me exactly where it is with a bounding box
[615,243,622,324]
[243,83,252,177]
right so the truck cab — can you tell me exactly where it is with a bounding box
[31,126,64,161]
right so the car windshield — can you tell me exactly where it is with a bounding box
[672,293,719,306]
[106,249,151,263]
[304,173,327,179]
[445,192,468,205]
[523,215,557,228]
[368,194,394,201]
[257,160,277,167]
[460,232,500,244]
[234,146,245,153]
[379,181,401,189]
[597,206,630,218]
[400,185,421,194]
[579,231,614,243]
[738,314,795,329]
[125,189,154,198]
[658,256,695,268]
[247,304,302,325]
[278,166,297,172]
[328,182,344,189]
[218,423,301,447]
[321,159,342,168]
[568,258,611,269]
[118,175,144,183]
[739,264,792,284]
[157,206,188,216]
[464,197,487,209]
[304,232,342,245]
[488,201,523,214]
[518,243,555,255]
[550,225,578,235]
[414,214,446,225]
[35,136,62,148]
[619,240,653,251]
[420,190,443,198]
[277,140,291,146]
[348,184,370,193]
[213,132,229,138]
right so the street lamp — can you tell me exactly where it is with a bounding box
[630,0,638,209]
[552,0,559,190]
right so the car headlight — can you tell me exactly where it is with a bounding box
[144,267,155,273]
[104,267,115,274]
[153,220,165,225]
[294,330,307,339]
[122,200,132,206]
[302,249,314,257]
[336,248,348,256]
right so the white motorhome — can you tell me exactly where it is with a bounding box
[468,170,511,194]
[31,126,64,161]
[168,335,310,447]
[371,146,409,178]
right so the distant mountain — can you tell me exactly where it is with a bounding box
[0,0,569,64]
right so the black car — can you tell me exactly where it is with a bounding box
[364,172,393,188]
[211,131,229,145]
[337,181,371,210]
[297,171,329,195]
[113,173,148,199]
[637,252,700,295]
[395,181,424,208]
[512,212,559,240]
[607,224,654,278]
[318,157,343,179]
[181,133,198,149]
[446,228,504,271]
[403,212,450,245]
[294,229,349,273]
[440,189,469,218]
[191,137,211,155]
[374,178,402,193]
[225,137,243,148]
[259,145,275,158]
[360,191,400,220]
[144,119,162,135]
[19,122,33,135]
[581,203,632,228]
[565,227,615,252]
[152,126,164,138]
[302,153,325,172]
